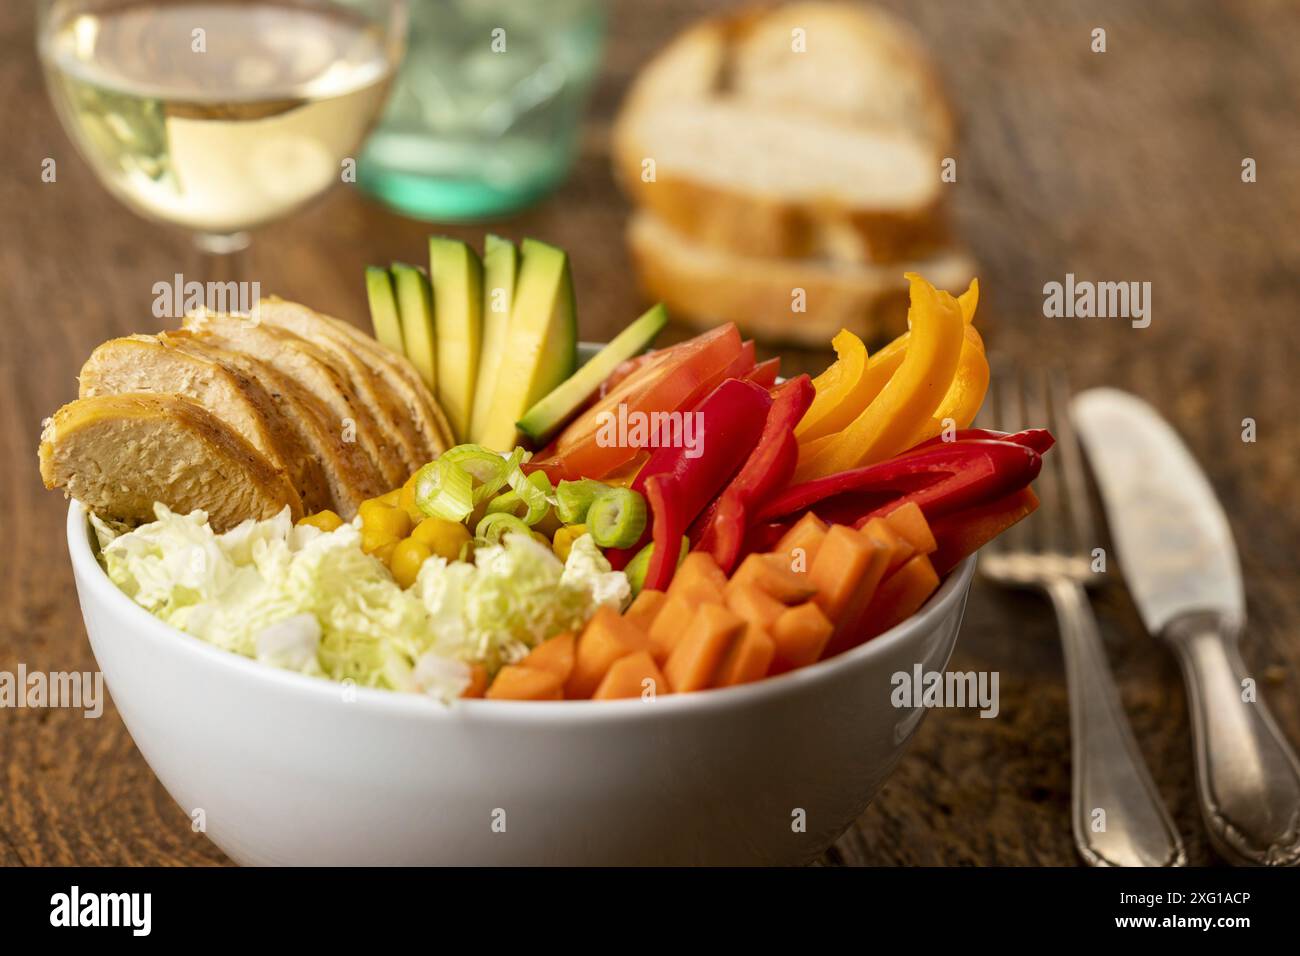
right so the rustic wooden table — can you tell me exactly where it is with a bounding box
[2,0,1297,866]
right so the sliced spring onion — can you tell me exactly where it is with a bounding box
[586,488,647,548]
[440,444,527,503]
[474,512,532,545]
[484,472,552,526]
[623,536,690,596]
[555,478,613,524]
[413,458,474,522]
[505,464,553,525]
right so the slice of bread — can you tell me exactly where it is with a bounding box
[627,211,976,347]
[39,393,302,531]
[613,2,955,262]
[616,101,948,263]
[727,2,955,151]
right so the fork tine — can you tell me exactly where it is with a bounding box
[1026,367,1066,556]
[976,364,1007,557]
[1049,369,1099,561]
[987,356,1033,554]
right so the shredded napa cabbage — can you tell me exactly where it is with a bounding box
[93,505,629,703]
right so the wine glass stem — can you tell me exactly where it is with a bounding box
[193,231,250,285]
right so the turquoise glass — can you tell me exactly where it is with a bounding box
[357,0,606,221]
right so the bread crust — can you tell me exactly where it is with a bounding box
[627,212,976,347]
[612,1,957,263]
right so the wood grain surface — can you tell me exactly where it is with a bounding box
[2,0,1297,866]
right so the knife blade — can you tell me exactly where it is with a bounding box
[1072,387,1300,866]
[1070,387,1243,635]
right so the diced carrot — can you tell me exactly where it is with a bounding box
[667,552,728,605]
[860,516,916,575]
[882,501,937,555]
[592,651,670,700]
[566,606,652,699]
[461,663,489,698]
[664,603,745,692]
[724,580,787,630]
[647,593,698,664]
[714,624,775,687]
[486,665,564,700]
[520,632,576,682]
[929,488,1039,575]
[731,553,818,604]
[624,588,668,631]
[773,512,827,572]
[669,581,723,608]
[809,525,889,623]
[770,602,834,673]
[860,555,941,640]
[817,522,894,660]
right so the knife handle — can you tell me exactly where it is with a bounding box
[1046,579,1186,867]
[1166,613,1300,866]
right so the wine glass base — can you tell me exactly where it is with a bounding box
[194,232,251,256]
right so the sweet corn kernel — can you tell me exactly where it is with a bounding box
[377,488,401,507]
[297,510,343,532]
[390,538,433,589]
[398,479,424,524]
[371,540,398,565]
[361,526,397,558]
[410,517,471,561]
[359,500,411,540]
[552,524,587,562]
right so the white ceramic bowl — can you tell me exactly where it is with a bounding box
[68,501,975,865]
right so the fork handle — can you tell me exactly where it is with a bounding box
[1046,578,1185,866]
[1164,613,1300,866]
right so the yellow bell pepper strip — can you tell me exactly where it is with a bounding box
[795,330,871,443]
[793,273,965,481]
[795,279,980,449]
[898,322,990,450]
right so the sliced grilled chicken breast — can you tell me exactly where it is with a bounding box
[160,331,387,517]
[253,298,423,478]
[39,393,301,531]
[182,311,405,488]
[78,334,333,513]
[311,304,456,457]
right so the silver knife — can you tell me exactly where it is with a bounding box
[1073,388,1300,866]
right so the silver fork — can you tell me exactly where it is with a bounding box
[979,365,1185,867]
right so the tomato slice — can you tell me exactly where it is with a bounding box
[529,323,743,481]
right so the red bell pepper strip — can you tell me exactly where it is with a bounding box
[643,475,686,592]
[928,487,1040,575]
[693,375,815,572]
[604,377,773,569]
[743,357,781,390]
[904,427,1055,457]
[529,323,743,482]
[718,340,757,382]
[755,439,1046,526]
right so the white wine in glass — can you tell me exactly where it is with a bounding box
[38,0,407,272]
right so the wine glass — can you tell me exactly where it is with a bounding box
[37,0,408,281]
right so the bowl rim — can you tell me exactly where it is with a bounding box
[68,500,975,725]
